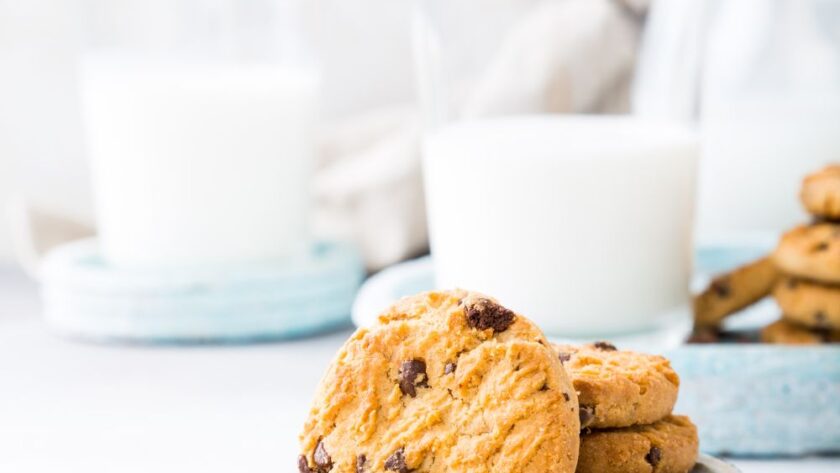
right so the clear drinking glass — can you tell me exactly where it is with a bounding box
[636,0,840,243]
[79,0,319,269]
[414,0,698,342]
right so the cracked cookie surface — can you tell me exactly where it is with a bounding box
[576,415,698,473]
[554,343,679,429]
[298,290,580,473]
[773,223,840,284]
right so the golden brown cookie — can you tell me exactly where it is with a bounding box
[576,415,699,473]
[760,319,840,345]
[693,256,780,327]
[555,343,679,429]
[773,223,840,284]
[298,290,580,473]
[773,277,840,329]
[801,164,840,220]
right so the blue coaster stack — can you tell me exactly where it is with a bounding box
[41,239,364,344]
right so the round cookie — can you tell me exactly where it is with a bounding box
[773,223,840,284]
[576,415,699,473]
[298,290,580,473]
[554,342,679,429]
[693,256,780,328]
[800,164,840,220]
[773,277,840,329]
[761,319,840,345]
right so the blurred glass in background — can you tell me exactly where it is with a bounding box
[636,0,840,242]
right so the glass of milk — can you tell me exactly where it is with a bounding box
[79,0,319,268]
[414,0,699,339]
[636,0,840,243]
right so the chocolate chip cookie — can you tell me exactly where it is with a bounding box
[298,290,580,473]
[773,277,840,329]
[760,319,840,345]
[800,164,840,220]
[555,343,679,430]
[773,223,840,284]
[576,415,699,473]
[693,256,780,327]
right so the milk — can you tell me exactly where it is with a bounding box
[423,116,698,336]
[80,57,319,268]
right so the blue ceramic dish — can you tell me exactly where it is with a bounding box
[42,238,364,344]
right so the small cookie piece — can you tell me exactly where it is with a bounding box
[801,164,840,220]
[760,319,840,345]
[298,290,580,473]
[773,223,840,284]
[693,257,780,327]
[576,415,699,473]
[555,343,679,429]
[773,277,840,329]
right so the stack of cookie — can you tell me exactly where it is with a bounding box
[555,342,699,473]
[693,163,840,344]
[298,290,700,472]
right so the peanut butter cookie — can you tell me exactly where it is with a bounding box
[576,415,699,473]
[554,343,679,429]
[773,223,840,284]
[298,290,580,473]
[693,257,780,328]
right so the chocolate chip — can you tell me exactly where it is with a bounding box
[814,241,830,252]
[645,446,662,467]
[563,392,570,402]
[558,352,571,363]
[356,454,367,473]
[593,341,617,351]
[539,383,549,391]
[711,278,731,298]
[384,447,411,473]
[579,405,596,428]
[298,455,313,473]
[314,440,332,470]
[814,311,833,329]
[444,362,457,375]
[399,359,429,397]
[464,298,516,332]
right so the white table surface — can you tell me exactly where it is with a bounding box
[1,267,838,472]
